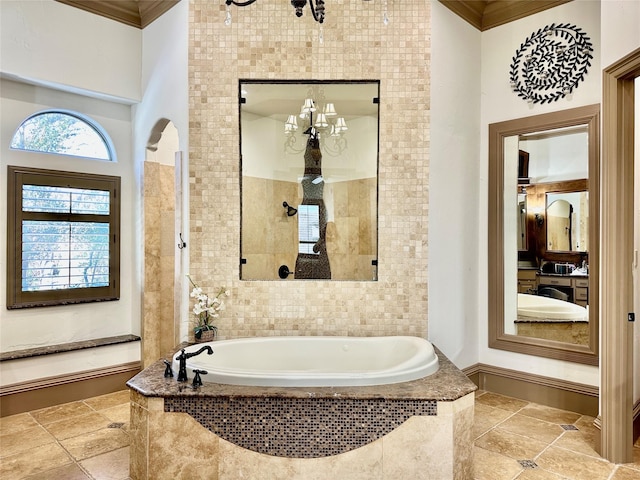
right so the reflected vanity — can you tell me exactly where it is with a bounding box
[239,81,379,281]
[488,104,600,365]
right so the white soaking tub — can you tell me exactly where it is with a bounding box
[172,335,439,387]
[517,293,588,321]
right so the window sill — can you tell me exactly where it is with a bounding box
[0,334,141,362]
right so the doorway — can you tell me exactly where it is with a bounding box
[142,119,182,367]
[601,47,640,464]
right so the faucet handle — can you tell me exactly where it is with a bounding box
[192,369,208,388]
[163,359,174,378]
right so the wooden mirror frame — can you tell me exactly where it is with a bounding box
[488,104,600,365]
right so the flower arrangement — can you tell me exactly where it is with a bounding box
[186,274,229,341]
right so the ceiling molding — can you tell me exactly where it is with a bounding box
[439,0,573,31]
[55,0,179,29]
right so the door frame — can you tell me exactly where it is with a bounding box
[601,47,640,464]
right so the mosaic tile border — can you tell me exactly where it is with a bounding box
[165,395,437,458]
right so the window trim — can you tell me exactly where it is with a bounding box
[6,166,121,309]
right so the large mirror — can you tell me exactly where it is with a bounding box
[239,81,379,281]
[488,104,600,365]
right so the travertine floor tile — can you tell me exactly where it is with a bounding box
[0,424,56,457]
[0,441,72,479]
[473,403,513,439]
[515,467,567,479]
[518,403,582,425]
[574,415,598,434]
[536,446,615,480]
[30,401,94,425]
[23,462,90,480]
[552,430,599,458]
[80,446,130,480]
[84,390,130,412]
[0,412,38,434]
[60,427,130,461]
[498,413,564,444]
[44,412,113,441]
[473,446,523,480]
[101,403,131,425]
[475,392,529,412]
[611,465,640,480]
[476,428,549,460]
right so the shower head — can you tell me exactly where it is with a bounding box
[283,202,298,217]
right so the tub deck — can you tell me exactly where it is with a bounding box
[127,343,477,479]
[127,344,475,401]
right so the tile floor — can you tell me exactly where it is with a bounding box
[1,389,639,479]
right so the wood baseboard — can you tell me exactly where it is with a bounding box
[0,362,141,417]
[463,363,599,417]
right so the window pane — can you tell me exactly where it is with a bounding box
[23,185,110,215]
[22,221,110,291]
[298,204,320,255]
[10,112,111,160]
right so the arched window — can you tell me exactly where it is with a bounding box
[10,110,115,161]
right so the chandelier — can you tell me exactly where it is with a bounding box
[283,93,348,156]
[224,0,389,27]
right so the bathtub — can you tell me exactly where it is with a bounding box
[517,293,587,321]
[172,335,439,387]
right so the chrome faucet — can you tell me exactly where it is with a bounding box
[175,346,213,382]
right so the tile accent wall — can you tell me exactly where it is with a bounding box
[188,0,430,340]
[164,396,438,458]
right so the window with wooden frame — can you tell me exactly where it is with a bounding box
[6,166,120,308]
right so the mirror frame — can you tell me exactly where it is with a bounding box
[488,104,600,365]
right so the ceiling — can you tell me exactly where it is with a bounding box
[55,0,179,29]
[55,0,571,31]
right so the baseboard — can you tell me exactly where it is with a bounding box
[463,363,599,417]
[0,362,141,417]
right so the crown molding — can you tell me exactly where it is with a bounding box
[439,0,573,31]
[55,0,179,29]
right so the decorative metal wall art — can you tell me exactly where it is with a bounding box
[509,23,593,105]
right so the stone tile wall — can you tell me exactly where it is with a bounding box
[188,0,430,339]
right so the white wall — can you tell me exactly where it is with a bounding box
[133,0,189,341]
[477,0,601,385]
[0,79,139,384]
[601,0,640,68]
[0,2,143,386]
[0,1,141,103]
[428,1,481,368]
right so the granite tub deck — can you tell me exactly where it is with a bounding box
[127,345,477,480]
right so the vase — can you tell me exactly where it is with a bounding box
[196,329,216,343]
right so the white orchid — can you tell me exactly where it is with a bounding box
[186,274,230,340]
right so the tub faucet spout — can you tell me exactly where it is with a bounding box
[176,346,213,382]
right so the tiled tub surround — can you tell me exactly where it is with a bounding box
[187,0,431,342]
[127,346,476,480]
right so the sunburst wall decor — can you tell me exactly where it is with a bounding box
[509,23,594,105]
